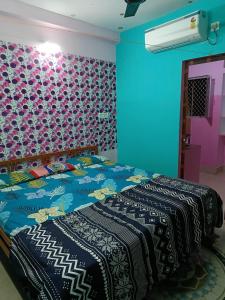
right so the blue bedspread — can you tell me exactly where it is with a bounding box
[0,161,153,236]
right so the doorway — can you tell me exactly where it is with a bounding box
[179,52,225,191]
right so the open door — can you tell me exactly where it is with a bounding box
[179,53,225,180]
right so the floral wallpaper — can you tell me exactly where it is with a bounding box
[0,40,116,164]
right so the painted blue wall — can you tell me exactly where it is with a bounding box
[116,0,225,177]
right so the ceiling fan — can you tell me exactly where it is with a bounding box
[124,0,146,18]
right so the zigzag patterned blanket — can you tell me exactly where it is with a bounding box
[11,176,223,300]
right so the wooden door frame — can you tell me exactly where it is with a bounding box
[179,52,225,178]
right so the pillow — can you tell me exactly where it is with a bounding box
[92,155,109,162]
[45,162,75,173]
[0,170,35,189]
[29,162,75,179]
[29,166,50,178]
[67,155,103,167]
[92,155,115,166]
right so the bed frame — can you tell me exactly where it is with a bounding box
[0,145,98,172]
[0,145,98,258]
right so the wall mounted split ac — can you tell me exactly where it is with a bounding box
[145,11,208,53]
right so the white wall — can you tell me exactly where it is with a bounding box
[0,15,116,62]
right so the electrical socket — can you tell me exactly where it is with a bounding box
[98,112,109,119]
[211,21,220,32]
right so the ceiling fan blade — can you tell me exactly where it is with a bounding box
[124,2,140,18]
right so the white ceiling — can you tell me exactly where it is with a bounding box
[15,0,196,32]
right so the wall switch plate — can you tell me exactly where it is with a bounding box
[98,112,109,119]
[211,21,220,32]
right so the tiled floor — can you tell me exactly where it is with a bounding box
[0,171,224,300]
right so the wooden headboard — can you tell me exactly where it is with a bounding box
[0,145,98,172]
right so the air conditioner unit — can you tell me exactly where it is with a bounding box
[145,11,208,53]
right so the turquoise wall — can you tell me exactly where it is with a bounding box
[116,0,225,177]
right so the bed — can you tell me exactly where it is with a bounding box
[0,145,100,257]
[0,145,154,257]
[0,145,223,300]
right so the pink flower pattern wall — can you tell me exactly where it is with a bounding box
[0,41,116,162]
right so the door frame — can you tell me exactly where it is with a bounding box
[179,52,225,178]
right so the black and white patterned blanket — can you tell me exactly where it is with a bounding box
[11,176,223,300]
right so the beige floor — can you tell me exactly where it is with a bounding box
[199,171,225,213]
[0,171,224,300]
[0,262,22,300]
